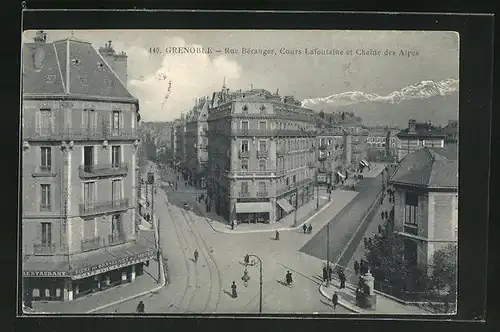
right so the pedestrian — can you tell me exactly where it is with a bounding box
[275,230,280,241]
[332,292,339,310]
[322,265,328,282]
[193,249,199,262]
[285,271,293,286]
[339,270,346,289]
[363,237,368,247]
[231,221,235,230]
[303,224,307,233]
[328,265,333,281]
[136,300,145,313]
[308,224,312,234]
[354,260,360,275]
[384,211,388,220]
[381,211,385,219]
[231,281,238,298]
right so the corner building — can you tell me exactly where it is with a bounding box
[207,88,317,225]
[21,32,155,302]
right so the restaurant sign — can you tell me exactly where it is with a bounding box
[23,271,68,277]
[72,251,155,280]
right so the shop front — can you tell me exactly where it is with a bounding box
[235,201,272,224]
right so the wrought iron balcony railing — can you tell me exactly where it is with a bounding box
[232,129,276,137]
[108,233,126,246]
[79,163,129,178]
[257,150,268,159]
[81,236,103,252]
[256,191,269,197]
[23,126,140,141]
[33,243,56,255]
[79,198,129,217]
[238,191,250,198]
[239,150,250,159]
[403,225,419,236]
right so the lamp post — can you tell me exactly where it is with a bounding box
[316,171,320,210]
[148,171,161,284]
[243,253,263,313]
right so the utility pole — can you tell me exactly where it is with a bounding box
[326,220,330,287]
[293,186,298,227]
[316,171,320,210]
[148,172,160,283]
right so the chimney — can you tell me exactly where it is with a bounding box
[408,119,416,133]
[33,30,46,44]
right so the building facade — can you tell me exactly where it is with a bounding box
[396,119,447,162]
[21,32,155,302]
[185,98,210,188]
[316,126,351,184]
[207,88,317,225]
[390,145,458,273]
[174,116,186,175]
[443,119,459,143]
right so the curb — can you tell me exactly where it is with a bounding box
[199,198,334,235]
[318,284,361,313]
[86,254,167,313]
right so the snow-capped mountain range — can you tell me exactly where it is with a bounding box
[301,78,459,108]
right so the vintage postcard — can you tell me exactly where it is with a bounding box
[20,29,459,315]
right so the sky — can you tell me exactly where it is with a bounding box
[22,30,459,122]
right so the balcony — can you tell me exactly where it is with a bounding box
[238,191,250,198]
[257,150,268,159]
[225,169,277,177]
[108,233,126,246]
[30,165,57,178]
[403,225,418,236]
[256,191,269,197]
[239,150,250,159]
[22,126,140,141]
[276,129,317,137]
[79,198,129,217]
[79,163,129,179]
[81,236,104,252]
[33,243,55,255]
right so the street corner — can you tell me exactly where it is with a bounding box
[319,282,361,314]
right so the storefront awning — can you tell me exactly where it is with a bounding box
[236,202,273,214]
[337,171,346,179]
[361,160,370,167]
[277,199,295,214]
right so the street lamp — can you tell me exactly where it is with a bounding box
[243,253,263,313]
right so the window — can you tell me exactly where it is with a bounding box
[241,159,248,170]
[112,111,121,133]
[241,140,249,152]
[83,109,95,130]
[83,146,94,172]
[39,109,52,134]
[293,175,297,184]
[40,147,51,172]
[112,179,122,204]
[259,159,266,171]
[83,182,95,209]
[259,121,266,130]
[241,121,249,130]
[41,222,52,244]
[285,177,289,186]
[241,182,248,193]
[404,192,418,225]
[258,182,266,192]
[112,146,121,167]
[259,140,267,151]
[40,184,51,211]
[112,214,122,237]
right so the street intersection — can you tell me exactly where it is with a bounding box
[94,162,385,314]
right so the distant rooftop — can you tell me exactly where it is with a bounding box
[397,119,446,139]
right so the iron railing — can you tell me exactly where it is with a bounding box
[81,236,103,252]
[78,163,129,178]
[79,198,129,217]
[23,126,139,141]
[33,243,56,255]
[225,170,277,177]
[256,191,269,197]
[257,150,269,159]
[239,151,250,158]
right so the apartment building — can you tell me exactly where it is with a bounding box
[21,32,155,302]
[185,98,210,188]
[207,88,317,225]
[396,119,447,162]
[174,116,186,176]
[316,126,351,185]
[390,144,458,273]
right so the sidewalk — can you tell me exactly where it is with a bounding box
[319,278,429,315]
[27,231,166,314]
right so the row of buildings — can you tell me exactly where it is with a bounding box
[21,32,154,302]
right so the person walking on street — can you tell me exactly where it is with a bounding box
[136,301,145,313]
[307,224,312,234]
[285,271,293,286]
[275,230,280,241]
[231,281,238,298]
[338,269,346,289]
[332,292,339,310]
[303,224,307,234]
[231,221,235,230]
[322,266,328,282]
[328,266,333,282]
[193,249,199,263]
[354,260,360,275]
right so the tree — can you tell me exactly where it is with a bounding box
[430,244,457,295]
[319,111,325,119]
